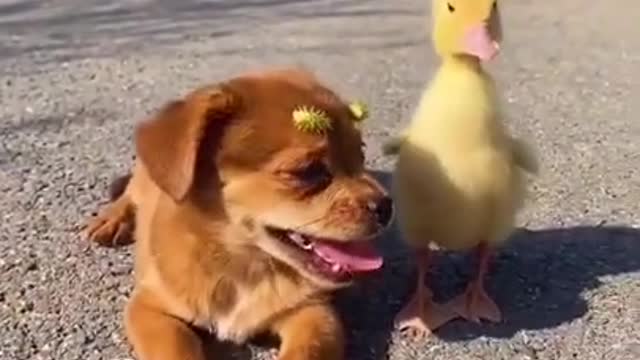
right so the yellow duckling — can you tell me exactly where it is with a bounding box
[384,0,538,338]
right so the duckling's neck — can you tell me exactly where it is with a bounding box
[440,54,484,73]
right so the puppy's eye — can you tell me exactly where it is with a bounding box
[447,3,455,12]
[292,161,332,187]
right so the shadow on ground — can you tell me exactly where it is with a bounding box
[325,170,640,359]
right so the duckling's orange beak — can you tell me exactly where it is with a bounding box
[462,5,502,62]
[462,23,500,61]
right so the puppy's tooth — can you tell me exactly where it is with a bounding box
[331,263,341,273]
[289,232,304,245]
[288,232,303,242]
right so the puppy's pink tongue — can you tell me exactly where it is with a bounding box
[313,241,383,272]
[463,24,500,61]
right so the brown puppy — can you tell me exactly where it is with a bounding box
[85,68,393,360]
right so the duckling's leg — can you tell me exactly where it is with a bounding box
[394,249,458,339]
[447,242,502,323]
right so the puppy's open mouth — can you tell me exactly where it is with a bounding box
[265,226,383,282]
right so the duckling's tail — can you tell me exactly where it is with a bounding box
[382,134,407,156]
[510,137,539,175]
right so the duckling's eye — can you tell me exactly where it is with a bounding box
[447,3,455,12]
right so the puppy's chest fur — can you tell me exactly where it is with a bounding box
[206,271,319,343]
[141,228,321,344]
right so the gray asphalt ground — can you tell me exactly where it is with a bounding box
[1,0,640,359]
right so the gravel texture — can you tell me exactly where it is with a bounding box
[1,0,639,359]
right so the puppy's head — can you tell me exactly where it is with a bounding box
[135,68,393,289]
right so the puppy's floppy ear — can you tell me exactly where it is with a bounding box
[134,86,238,202]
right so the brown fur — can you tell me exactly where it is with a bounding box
[84,68,392,360]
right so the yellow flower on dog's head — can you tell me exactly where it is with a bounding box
[292,106,332,134]
[348,101,369,123]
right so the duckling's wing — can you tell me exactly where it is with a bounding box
[509,137,539,175]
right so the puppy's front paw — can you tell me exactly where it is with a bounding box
[273,305,345,360]
[85,197,134,247]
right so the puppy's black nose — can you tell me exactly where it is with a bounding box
[368,196,394,227]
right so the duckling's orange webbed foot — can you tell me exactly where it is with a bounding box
[447,278,502,323]
[446,242,502,323]
[395,287,458,339]
[395,249,458,339]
